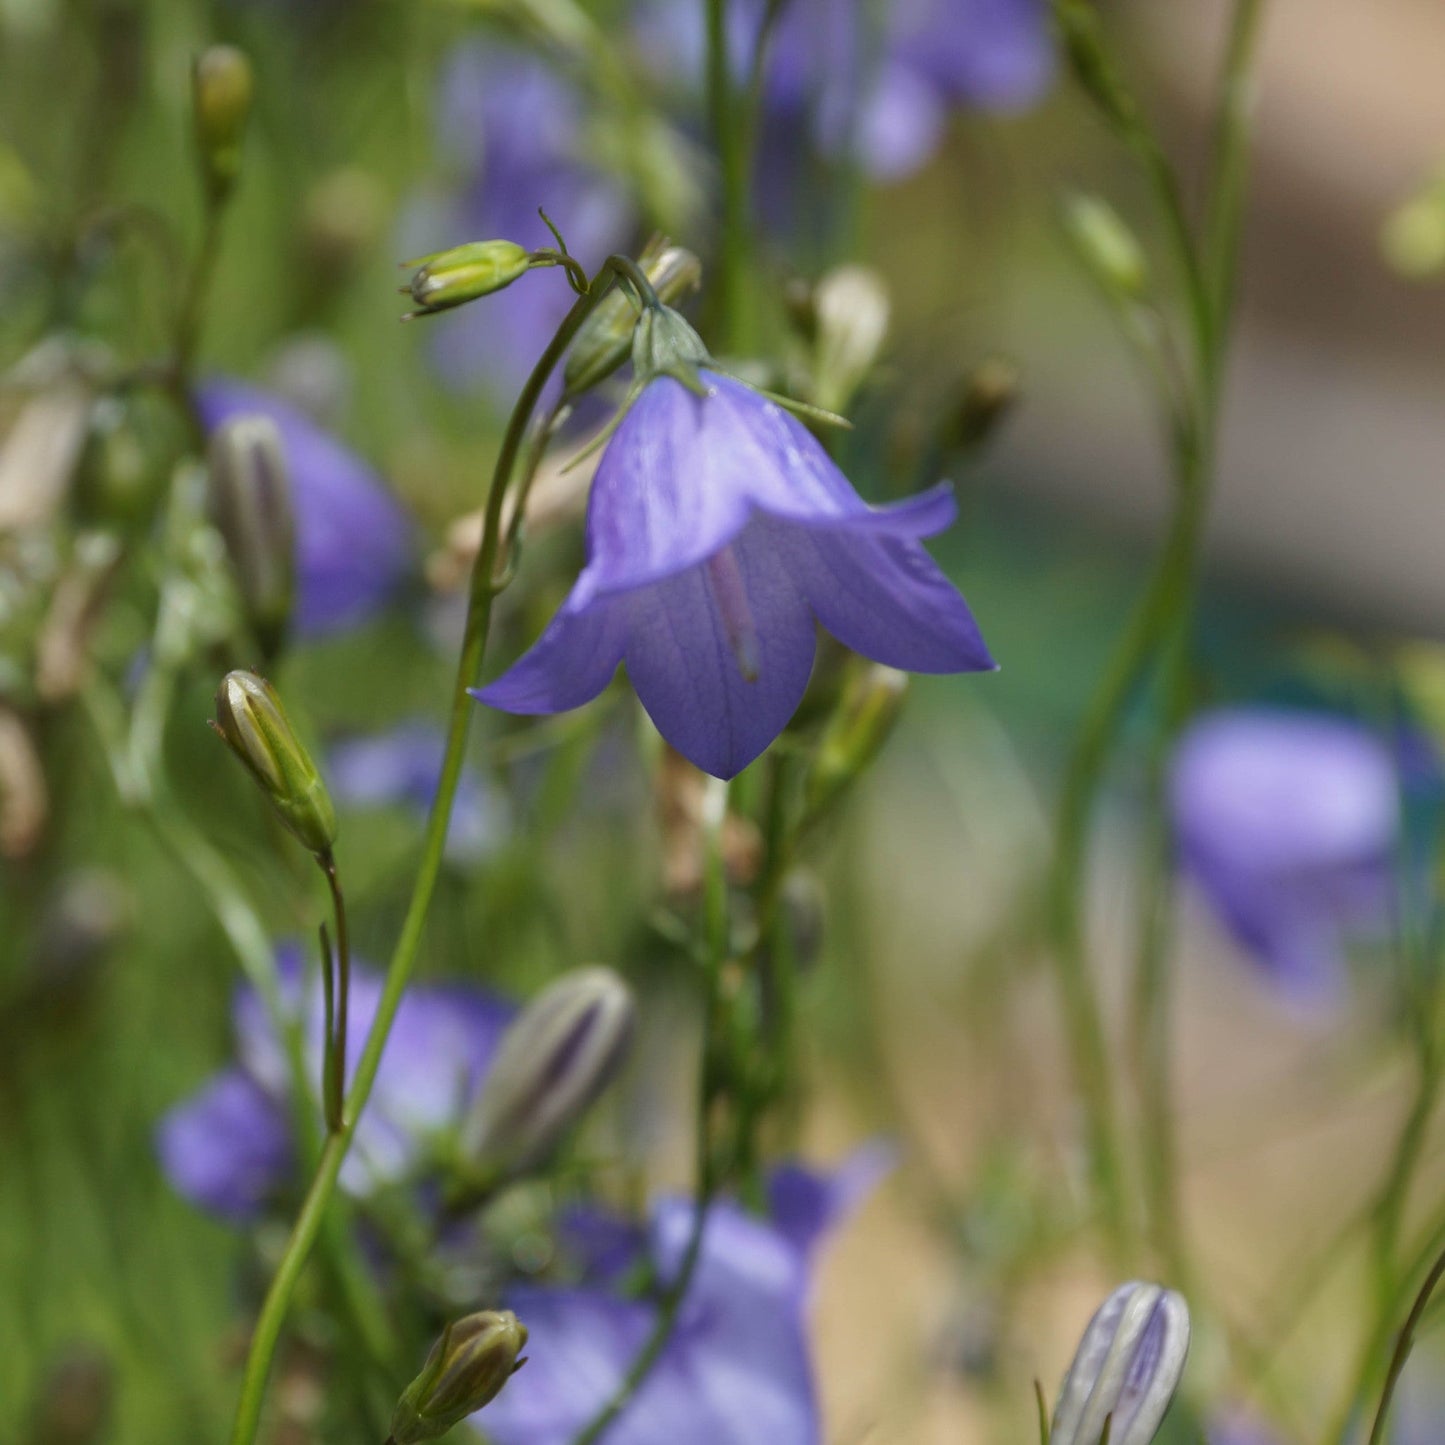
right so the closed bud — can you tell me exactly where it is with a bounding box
[462,966,635,1182]
[391,1311,528,1444]
[212,671,336,856]
[1062,194,1149,301]
[192,46,254,199]
[805,663,909,818]
[402,240,533,318]
[563,238,702,396]
[811,264,891,414]
[1381,182,1445,281]
[207,416,295,659]
[1050,1282,1190,1445]
[945,356,1021,454]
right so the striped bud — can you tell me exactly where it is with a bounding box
[212,671,336,856]
[1050,1282,1190,1445]
[462,966,635,1182]
[390,1311,528,1444]
[206,415,295,660]
[402,241,533,318]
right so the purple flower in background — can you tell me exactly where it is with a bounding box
[1170,708,1401,1005]
[634,0,1052,185]
[479,1147,890,1445]
[157,950,513,1219]
[474,372,993,779]
[1206,1408,1287,1445]
[196,381,413,638]
[328,723,509,863]
[416,41,634,396]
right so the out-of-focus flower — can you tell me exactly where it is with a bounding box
[1170,707,1401,1004]
[156,951,514,1218]
[414,41,635,396]
[195,381,412,638]
[474,370,993,779]
[635,0,1052,190]
[1051,1281,1190,1445]
[477,1146,891,1445]
[1206,1407,1286,1445]
[327,722,509,863]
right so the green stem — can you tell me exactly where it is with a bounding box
[1367,1244,1445,1445]
[706,0,751,350]
[319,851,351,1135]
[224,261,637,1445]
[568,780,732,1445]
[174,193,225,386]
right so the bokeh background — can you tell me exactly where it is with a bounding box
[4,0,1445,1441]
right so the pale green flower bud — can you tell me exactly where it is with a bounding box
[206,416,295,660]
[212,670,336,856]
[1062,194,1149,301]
[192,46,254,199]
[390,1311,528,1444]
[811,264,890,414]
[462,966,635,1182]
[1050,1282,1190,1445]
[402,240,533,318]
[563,240,702,397]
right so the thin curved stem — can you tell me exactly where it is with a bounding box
[706,0,751,350]
[1367,1244,1445,1445]
[319,852,350,1134]
[225,259,638,1445]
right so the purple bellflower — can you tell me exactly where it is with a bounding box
[156,949,513,1219]
[196,381,413,638]
[474,364,994,780]
[1169,707,1401,1005]
[634,0,1052,185]
[478,1146,892,1445]
[328,722,509,864]
[417,41,634,397]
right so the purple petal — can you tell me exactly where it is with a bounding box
[767,1141,897,1260]
[473,594,628,714]
[577,374,889,604]
[195,381,413,636]
[774,519,995,674]
[856,60,951,182]
[155,1069,292,1222]
[892,0,1055,111]
[622,521,818,779]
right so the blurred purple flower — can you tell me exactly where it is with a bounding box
[1170,707,1401,1004]
[479,1147,890,1445]
[1206,1409,1287,1445]
[474,372,993,779]
[156,949,513,1218]
[415,41,635,396]
[328,722,509,863]
[195,381,413,638]
[634,0,1052,185]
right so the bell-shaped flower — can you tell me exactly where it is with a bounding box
[474,369,994,779]
[1169,707,1402,1005]
[155,949,513,1218]
[195,381,413,638]
[476,1145,892,1445]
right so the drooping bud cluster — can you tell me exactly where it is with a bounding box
[211,670,336,857]
[563,238,702,398]
[206,416,295,659]
[1050,1282,1191,1445]
[192,45,254,201]
[462,966,636,1184]
[390,1311,528,1444]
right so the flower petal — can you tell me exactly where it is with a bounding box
[776,520,995,673]
[578,373,896,603]
[622,522,817,779]
[155,1069,292,1222]
[473,594,628,714]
